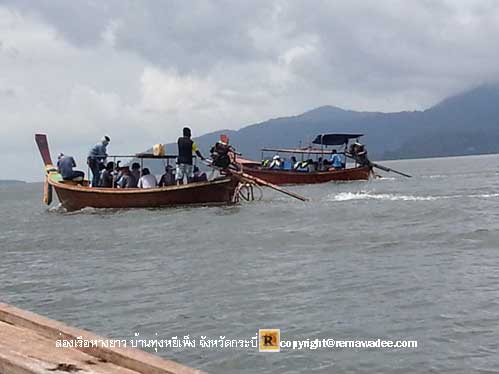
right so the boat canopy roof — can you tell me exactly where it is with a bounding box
[312,133,363,146]
[261,147,340,155]
[108,153,179,159]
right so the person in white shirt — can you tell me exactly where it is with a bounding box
[138,168,157,189]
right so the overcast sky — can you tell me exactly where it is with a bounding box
[1,0,499,181]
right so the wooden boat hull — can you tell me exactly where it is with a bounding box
[241,165,372,185]
[49,176,239,211]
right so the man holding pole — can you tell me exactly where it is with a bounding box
[176,127,205,185]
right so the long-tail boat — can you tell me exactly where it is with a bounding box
[35,134,240,211]
[239,133,373,185]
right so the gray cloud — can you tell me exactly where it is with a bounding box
[1,0,499,180]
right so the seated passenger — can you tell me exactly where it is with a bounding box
[138,168,157,189]
[269,155,282,169]
[190,166,208,182]
[117,166,136,188]
[306,159,317,172]
[295,160,309,172]
[57,153,85,181]
[262,159,270,168]
[282,158,293,170]
[99,161,115,187]
[330,149,345,170]
[317,157,325,171]
[159,165,175,187]
[130,162,141,186]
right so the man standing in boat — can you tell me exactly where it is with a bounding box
[176,127,205,185]
[88,136,110,187]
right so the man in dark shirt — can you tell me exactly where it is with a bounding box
[130,162,141,187]
[176,127,204,185]
[116,166,137,188]
[57,153,84,181]
[159,165,175,187]
[99,161,115,187]
[87,136,110,187]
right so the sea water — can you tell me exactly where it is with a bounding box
[1,154,499,373]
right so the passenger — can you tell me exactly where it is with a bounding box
[317,157,324,171]
[158,165,175,187]
[57,153,85,181]
[177,127,205,185]
[282,158,293,171]
[88,136,110,187]
[130,163,141,186]
[262,159,270,168]
[99,161,115,187]
[116,166,136,188]
[290,156,298,170]
[295,160,308,172]
[113,161,122,186]
[293,157,303,170]
[330,149,345,170]
[138,168,157,189]
[190,166,208,182]
[269,155,281,169]
[307,159,317,172]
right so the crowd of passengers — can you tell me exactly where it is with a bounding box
[262,149,346,172]
[97,162,207,189]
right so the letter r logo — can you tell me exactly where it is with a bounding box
[258,329,280,352]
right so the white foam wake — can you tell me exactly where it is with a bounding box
[331,192,438,202]
[330,191,499,202]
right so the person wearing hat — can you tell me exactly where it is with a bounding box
[57,153,85,181]
[269,154,282,169]
[88,135,110,187]
[176,127,204,185]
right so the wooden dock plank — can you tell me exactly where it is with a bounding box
[0,303,202,374]
[0,321,139,374]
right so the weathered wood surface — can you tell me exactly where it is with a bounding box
[0,303,202,374]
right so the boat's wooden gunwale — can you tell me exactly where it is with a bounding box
[241,165,371,185]
[48,176,232,194]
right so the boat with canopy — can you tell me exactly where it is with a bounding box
[35,134,241,211]
[240,133,373,185]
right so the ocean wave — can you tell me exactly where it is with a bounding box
[329,191,499,202]
[330,192,438,201]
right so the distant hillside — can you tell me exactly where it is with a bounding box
[145,83,499,173]
[0,179,26,186]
